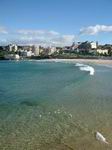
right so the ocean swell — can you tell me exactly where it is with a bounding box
[75,63,95,76]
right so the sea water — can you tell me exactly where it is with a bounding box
[0,60,112,150]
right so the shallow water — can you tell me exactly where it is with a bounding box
[0,60,112,150]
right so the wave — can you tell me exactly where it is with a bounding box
[75,63,86,67]
[75,63,95,76]
[80,66,95,75]
[27,60,95,75]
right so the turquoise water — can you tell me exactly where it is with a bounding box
[0,60,112,150]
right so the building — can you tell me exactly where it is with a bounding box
[78,41,90,53]
[71,42,79,52]
[90,42,97,49]
[97,49,108,55]
[4,54,20,60]
[48,46,56,55]
[8,44,18,52]
[19,49,34,57]
[32,46,40,56]
[24,50,33,57]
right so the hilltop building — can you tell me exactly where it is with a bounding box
[97,49,108,55]
[90,42,98,49]
[8,44,18,52]
[48,46,56,55]
[32,45,40,56]
[4,54,20,60]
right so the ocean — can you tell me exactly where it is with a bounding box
[0,60,112,150]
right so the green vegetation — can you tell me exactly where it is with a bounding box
[0,50,7,60]
[51,51,102,59]
[0,48,17,60]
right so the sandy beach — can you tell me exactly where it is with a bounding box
[35,58,112,65]
[69,59,112,65]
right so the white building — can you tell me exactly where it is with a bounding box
[4,54,20,60]
[48,47,56,55]
[32,46,40,56]
[97,49,108,54]
[24,50,33,57]
[90,42,97,49]
[9,44,18,52]
[20,50,34,57]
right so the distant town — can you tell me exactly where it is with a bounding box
[0,41,112,60]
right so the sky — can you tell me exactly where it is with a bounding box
[0,0,112,46]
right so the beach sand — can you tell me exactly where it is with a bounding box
[36,58,112,66]
[69,59,112,65]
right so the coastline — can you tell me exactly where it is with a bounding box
[1,58,112,65]
[30,58,112,65]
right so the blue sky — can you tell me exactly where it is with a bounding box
[0,0,112,45]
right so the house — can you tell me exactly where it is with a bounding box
[97,49,108,55]
[90,42,98,49]
[32,46,40,56]
[4,54,20,60]
[48,47,56,55]
[8,44,18,52]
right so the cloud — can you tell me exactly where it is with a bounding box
[17,29,60,36]
[13,34,75,46]
[48,30,60,36]
[62,35,75,42]
[80,25,112,35]
[0,26,8,34]
[52,35,75,46]
[0,28,75,46]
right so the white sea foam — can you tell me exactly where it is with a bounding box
[80,66,95,75]
[28,60,95,75]
[75,63,85,67]
[75,63,95,75]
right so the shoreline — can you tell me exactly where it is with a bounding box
[1,58,112,65]
[29,58,112,65]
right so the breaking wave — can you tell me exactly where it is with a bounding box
[75,63,95,76]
